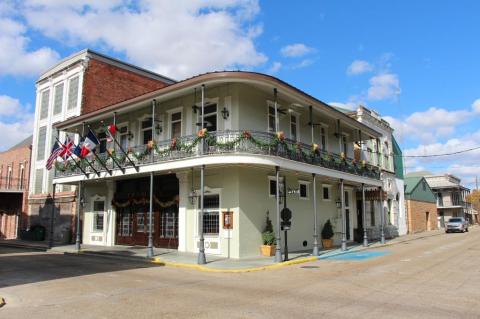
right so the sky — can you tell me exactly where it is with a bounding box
[0,0,479,187]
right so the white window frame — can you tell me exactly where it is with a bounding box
[195,187,222,238]
[298,180,310,200]
[91,196,106,233]
[266,100,282,133]
[268,176,285,197]
[66,75,80,112]
[289,112,300,141]
[322,184,332,201]
[116,122,129,151]
[167,106,183,139]
[138,114,153,145]
[195,97,219,132]
[340,133,349,157]
[52,82,65,117]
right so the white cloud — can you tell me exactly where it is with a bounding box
[268,61,282,74]
[0,94,34,151]
[385,106,475,144]
[18,0,267,79]
[472,99,480,114]
[280,43,314,58]
[0,15,60,77]
[367,72,401,101]
[347,60,373,75]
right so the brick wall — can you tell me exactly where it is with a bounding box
[406,199,438,233]
[81,59,170,115]
[0,144,32,237]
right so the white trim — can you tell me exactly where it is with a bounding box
[322,184,332,201]
[194,187,222,255]
[267,175,284,197]
[289,112,300,142]
[91,195,106,234]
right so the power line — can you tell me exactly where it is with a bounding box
[362,145,480,158]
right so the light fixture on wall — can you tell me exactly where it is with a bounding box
[336,198,341,208]
[188,190,198,205]
[155,123,162,135]
[127,131,134,141]
[221,107,230,120]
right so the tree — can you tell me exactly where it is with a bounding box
[466,190,480,211]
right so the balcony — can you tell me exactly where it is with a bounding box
[0,177,27,193]
[54,130,381,180]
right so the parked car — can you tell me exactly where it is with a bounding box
[445,217,469,233]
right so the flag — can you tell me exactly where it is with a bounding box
[72,139,83,159]
[81,129,99,158]
[58,137,75,161]
[46,141,62,170]
[106,124,117,142]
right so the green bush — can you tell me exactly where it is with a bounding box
[262,212,276,245]
[321,219,334,240]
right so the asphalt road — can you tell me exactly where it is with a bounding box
[1,228,480,319]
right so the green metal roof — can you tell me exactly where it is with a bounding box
[392,136,404,179]
[404,176,436,203]
[404,177,422,194]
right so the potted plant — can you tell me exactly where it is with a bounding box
[260,212,276,256]
[321,219,334,249]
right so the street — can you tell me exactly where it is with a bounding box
[1,229,480,319]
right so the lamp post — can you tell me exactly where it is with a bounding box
[362,183,368,247]
[197,84,207,265]
[379,186,385,244]
[147,171,154,258]
[75,181,82,252]
[274,166,282,263]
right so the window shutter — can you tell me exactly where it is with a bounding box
[40,90,50,120]
[53,83,64,115]
[67,76,79,110]
[37,126,47,160]
[34,169,44,194]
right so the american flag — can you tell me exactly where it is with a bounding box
[45,141,62,170]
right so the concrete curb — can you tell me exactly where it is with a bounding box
[64,251,153,263]
[0,241,47,252]
[151,256,318,273]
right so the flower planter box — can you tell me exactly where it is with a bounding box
[322,239,333,249]
[260,245,276,256]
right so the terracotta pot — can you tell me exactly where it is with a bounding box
[322,239,333,249]
[260,245,276,256]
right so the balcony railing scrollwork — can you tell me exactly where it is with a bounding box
[55,130,381,180]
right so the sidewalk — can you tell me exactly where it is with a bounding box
[0,229,448,272]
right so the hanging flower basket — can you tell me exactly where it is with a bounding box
[171,137,177,150]
[197,128,207,138]
[276,131,285,142]
[242,130,251,139]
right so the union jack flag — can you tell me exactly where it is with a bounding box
[58,137,75,161]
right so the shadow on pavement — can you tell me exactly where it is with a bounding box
[0,247,162,289]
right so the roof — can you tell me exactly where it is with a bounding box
[404,176,423,194]
[54,71,383,139]
[6,135,32,151]
[37,49,176,84]
[405,171,433,177]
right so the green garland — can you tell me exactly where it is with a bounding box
[54,129,379,178]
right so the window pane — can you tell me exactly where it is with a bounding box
[300,184,307,198]
[171,121,181,138]
[143,129,152,145]
[142,119,152,129]
[270,180,276,196]
[204,114,217,131]
[171,112,181,121]
[203,211,219,234]
[67,76,79,110]
[94,212,104,231]
[323,187,329,200]
[40,90,50,120]
[93,201,104,211]
[36,126,47,160]
[53,83,64,115]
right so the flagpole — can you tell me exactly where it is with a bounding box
[101,121,138,171]
[56,136,89,178]
[107,150,126,173]
[86,125,112,176]
[74,141,100,177]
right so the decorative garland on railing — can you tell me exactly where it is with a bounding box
[112,194,179,209]
[55,129,379,177]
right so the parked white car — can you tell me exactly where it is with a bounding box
[445,217,469,233]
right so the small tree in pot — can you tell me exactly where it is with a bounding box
[321,219,334,249]
[260,212,276,256]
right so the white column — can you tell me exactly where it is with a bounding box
[177,171,189,252]
[105,180,116,246]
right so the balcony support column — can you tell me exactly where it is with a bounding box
[341,179,347,251]
[75,181,82,252]
[312,173,319,256]
[362,183,368,247]
[274,166,282,263]
[379,186,385,244]
[48,183,56,249]
[197,164,207,265]
[147,171,154,258]
[274,88,278,132]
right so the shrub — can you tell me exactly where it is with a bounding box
[321,219,334,240]
[262,212,275,245]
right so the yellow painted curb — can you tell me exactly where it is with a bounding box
[151,256,317,273]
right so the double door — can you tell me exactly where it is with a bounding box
[116,205,178,248]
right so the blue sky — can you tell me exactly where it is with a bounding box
[0,0,479,186]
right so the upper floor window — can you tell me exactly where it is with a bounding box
[53,83,64,115]
[320,127,327,151]
[19,165,25,190]
[67,76,79,110]
[141,118,153,145]
[200,103,217,132]
[268,106,276,132]
[341,135,348,156]
[36,126,47,160]
[437,193,443,206]
[118,125,129,150]
[170,111,182,138]
[384,141,389,169]
[6,167,12,189]
[376,139,381,166]
[39,90,50,120]
[97,132,107,153]
[290,114,298,141]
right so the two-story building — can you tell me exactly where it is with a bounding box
[51,70,384,260]
[29,49,174,244]
[424,174,473,227]
[0,136,32,239]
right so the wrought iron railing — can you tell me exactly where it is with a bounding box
[54,130,380,180]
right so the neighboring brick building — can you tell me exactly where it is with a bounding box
[28,49,175,244]
[404,176,438,233]
[0,136,32,239]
